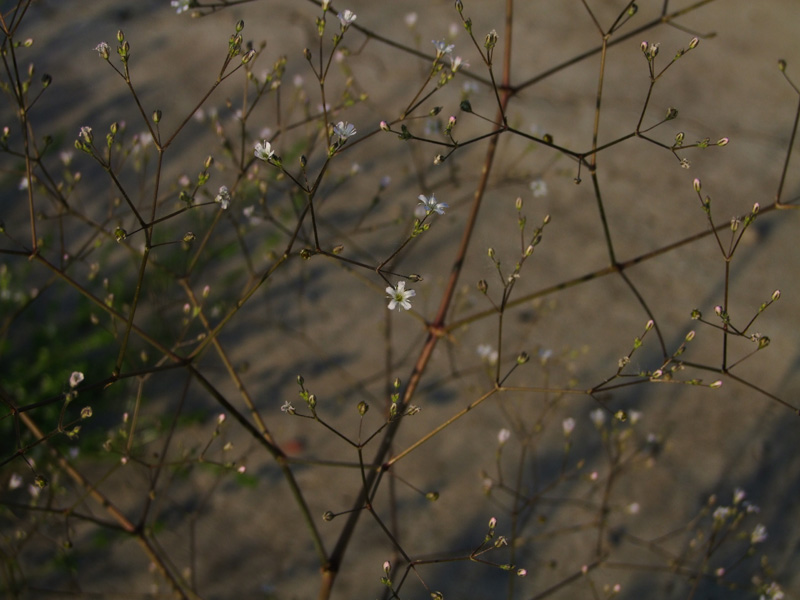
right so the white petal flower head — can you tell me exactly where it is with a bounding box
[333,121,357,142]
[477,344,499,365]
[215,186,231,210]
[497,428,511,445]
[254,140,275,162]
[69,371,85,388]
[530,178,548,198]
[95,42,110,59]
[432,39,455,58]
[590,408,606,428]
[449,55,468,72]
[338,10,357,28]
[751,524,768,545]
[171,0,191,13]
[386,281,416,312]
[418,193,448,215]
[562,417,575,437]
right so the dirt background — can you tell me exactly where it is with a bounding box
[2,0,800,599]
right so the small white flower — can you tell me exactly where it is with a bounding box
[94,42,109,59]
[337,9,357,27]
[280,401,295,414]
[733,487,746,504]
[530,178,548,198]
[386,281,416,311]
[590,408,606,428]
[477,344,498,365]
[744,501,760,514]
[333,121,357,142]
[404,12,417,27]
[712,506,731,522]
[9,473,23,490]
[171,0,191,13]
[254,140,275,162]
[432,39,455,57]
[69,371,85,388]
[760,582,784,600]
[626,502,640,515]
[751,524,767,544]
[562,417,575,437]
[79,126,93,143]
[497,428,511,445]
[418,193,448,215]
[215,186,231,210]
[629,410,643,424]
[449,56,468,72]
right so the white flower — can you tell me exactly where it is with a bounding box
[418,193,448,215]
[590,408,606,428]
[760,582,784,600]
[497,428,511,445]
[9,473,23,490]
[629,410,643,424]
[449,55,468,72]
[333,121,357,142]
[280,401,295,414]
[215,186,231,210]
[751,524,767,544]
[79,126,93,143]
[562,417,575,437]
[69,371,84,388]
[626,502,640,515]
[171,0,191,13]
[733,487,746,504]
[477,344,498,365]
[432,39,455,57]
[712,506,731,522]
[386,281,416,311]
[94,42,109,59]
[744,501,760,514]
[254,140,275,162]
[530,178,548,198]
[337,9,357,27]
[404,12,417,27]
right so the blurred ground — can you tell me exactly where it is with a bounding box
[2,0,800,599]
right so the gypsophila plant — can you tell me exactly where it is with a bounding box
[1,0,798,598]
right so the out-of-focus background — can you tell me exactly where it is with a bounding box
[2,1,799,598]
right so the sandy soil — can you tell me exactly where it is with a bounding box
[2,1,799,599]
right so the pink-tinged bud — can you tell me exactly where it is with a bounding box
[693,178,701,192]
